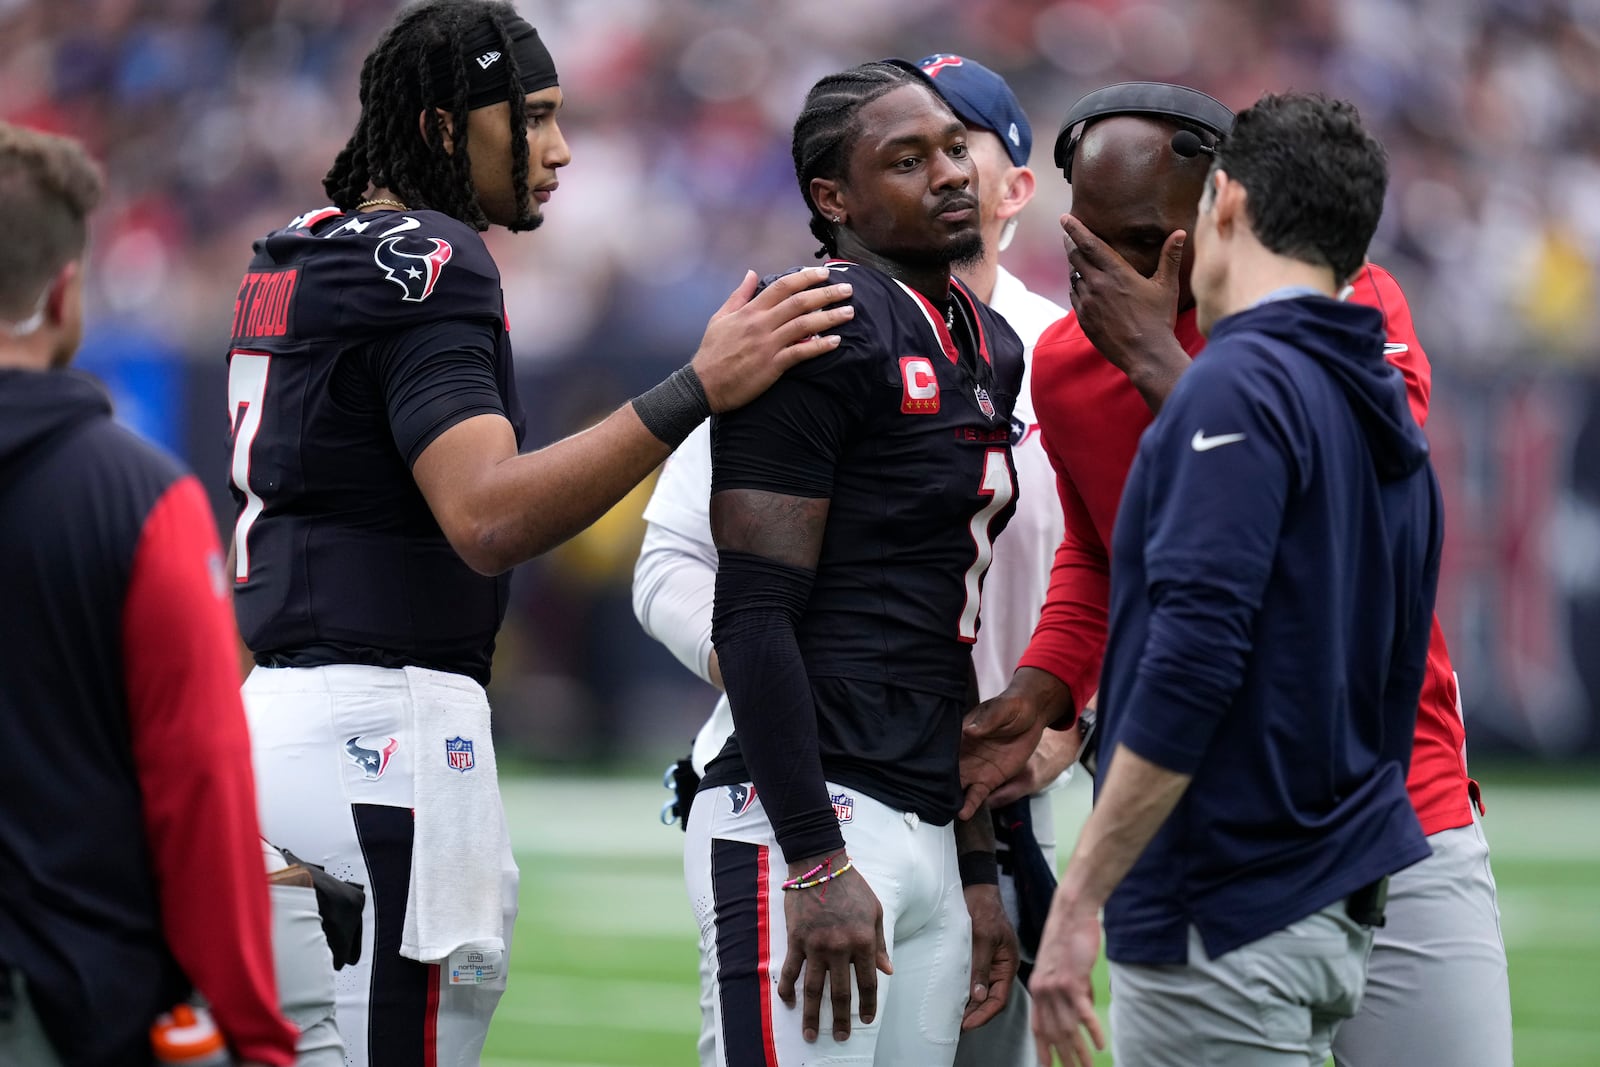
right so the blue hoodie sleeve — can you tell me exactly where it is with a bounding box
[1115,344,1309,775]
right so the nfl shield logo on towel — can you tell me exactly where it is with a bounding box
[445,736,475,772]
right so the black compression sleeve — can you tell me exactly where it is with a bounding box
[712,549,844,863]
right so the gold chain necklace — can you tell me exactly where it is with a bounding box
[356,197,408,212]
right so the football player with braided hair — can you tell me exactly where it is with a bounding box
[684,59,1027,1066]
[225,2,851,1063]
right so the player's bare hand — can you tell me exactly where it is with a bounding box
[1030,894,1106,1067]
[777,857,891,1043]
[962,884,1019,1031]
[691,267,854,413]
[960,668,1068,820]
[1062,213,1190,391]
[989,722,1082,808]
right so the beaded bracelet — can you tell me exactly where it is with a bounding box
[783,860,854,894]
[782,851,852,892]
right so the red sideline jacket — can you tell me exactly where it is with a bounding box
[1021,265,1476,836]
[0,368,296,1065]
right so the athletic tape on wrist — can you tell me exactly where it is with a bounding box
[632,364,710,447]
[959,850,1000,887]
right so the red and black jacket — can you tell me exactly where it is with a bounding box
[0,369,295,1066]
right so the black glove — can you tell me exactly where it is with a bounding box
[278,846,366,970]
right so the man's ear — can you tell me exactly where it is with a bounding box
[810,176,845,225]
[45,261,79,328]
[422,108,457,154]
[994,165,1034,223]
[1209,170,1246,238]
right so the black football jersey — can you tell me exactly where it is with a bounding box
[704,261,1024,819]
[225,207,525,684]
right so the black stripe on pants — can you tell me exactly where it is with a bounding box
[353,803,431,1067]
[712,837,772,1066]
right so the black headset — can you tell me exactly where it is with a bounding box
[1053,82,1235,182]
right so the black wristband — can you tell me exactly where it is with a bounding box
[632,364,711,447]
[959,850,1000,887]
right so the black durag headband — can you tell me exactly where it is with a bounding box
[427,14,558,111]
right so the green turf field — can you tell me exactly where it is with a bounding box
[484,770,1600,1066]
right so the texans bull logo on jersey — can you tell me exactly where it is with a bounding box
[374,234,454,302]
[346,735,399,780]
[727,783,758,815]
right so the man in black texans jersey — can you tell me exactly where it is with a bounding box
[223,3,852,1065]
[686,61,1024,1066]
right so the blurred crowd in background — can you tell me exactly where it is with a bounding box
[5,0,1599,762]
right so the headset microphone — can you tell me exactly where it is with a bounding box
[1170,129,1215,160]
[1054,81,1235,182]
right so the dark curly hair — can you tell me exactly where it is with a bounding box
[791,61,929,259]
[323,0,534,231]
[1212,92,1388,282]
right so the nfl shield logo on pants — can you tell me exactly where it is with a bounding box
[445,736,475,773]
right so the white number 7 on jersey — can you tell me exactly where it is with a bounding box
[959,448,1015,642]
[227,351,271,582]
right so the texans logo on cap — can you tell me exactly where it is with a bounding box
[920,53,965,77]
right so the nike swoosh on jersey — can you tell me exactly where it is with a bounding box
[1191,430,1248,452]
[1384,341,1409,355]
[377,215,422,238]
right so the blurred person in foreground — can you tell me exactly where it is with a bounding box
[222,1,853,1064]
[962,80,1512,1067]
[634,52,1068,1067]
[683,60,1026,1065]
[1016,91,1443,1066]
[0,121,296,1067]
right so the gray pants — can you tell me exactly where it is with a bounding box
[272,882,345,1066]
[265,840,346,1067]
[1333,814,1512,1066]
[0,971,62,1067]
[1110,902,1375,1066]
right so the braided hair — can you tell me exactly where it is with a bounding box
[791,61,928,258]
[323,0,533,231]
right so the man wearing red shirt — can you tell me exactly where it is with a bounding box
[961,92,1512,1065]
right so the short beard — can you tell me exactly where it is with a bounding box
[944,229,986,274]
[505,210,545,234]
[894,229,986,274]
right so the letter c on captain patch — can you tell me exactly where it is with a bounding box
[900,356,940,414]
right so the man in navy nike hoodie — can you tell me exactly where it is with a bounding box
[1029,94,1441,1067]
[0,123,295,1066]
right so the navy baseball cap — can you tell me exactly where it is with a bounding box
[912,53,1032,167]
